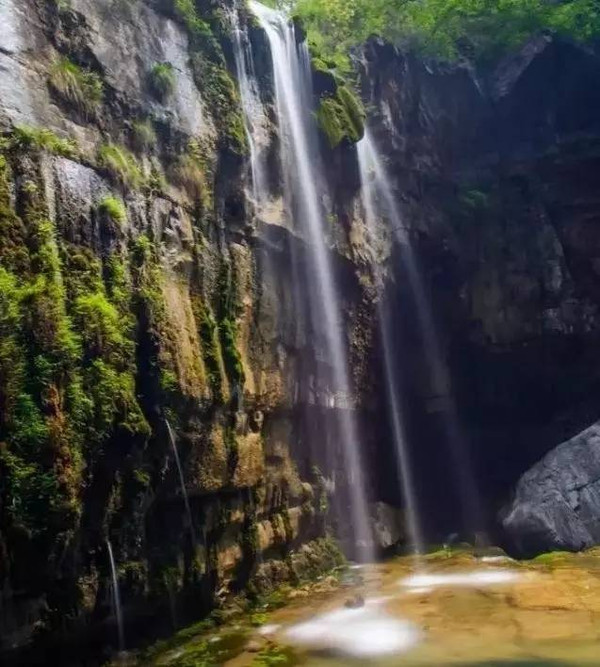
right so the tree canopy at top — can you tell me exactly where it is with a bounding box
[286,0,599,70]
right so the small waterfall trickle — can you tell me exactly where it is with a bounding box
[230,5,269,208]
[358,133,424,557]
[357,129,486,541]
[166,420,196,544]
[249,1,374,561]
[106,540,125,653]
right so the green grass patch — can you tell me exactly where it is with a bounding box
[48,56,103,117]
[98,195,127,224]
[98,143,144,189]
[149,62,176,100]
[131,119,157,152]
[12,125,78,158]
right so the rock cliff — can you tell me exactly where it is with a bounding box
[1,0,600,661]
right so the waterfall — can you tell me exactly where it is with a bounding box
[248,2,374,561]
[358,133,424,556]
[357,129,485,541]
[166,420,196,544]
[230,6,269,207]
[106,540,125,653]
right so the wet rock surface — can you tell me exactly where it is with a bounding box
[502,421,600,556]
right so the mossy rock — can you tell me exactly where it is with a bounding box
[316,85,366,148]
[532,551,574,565]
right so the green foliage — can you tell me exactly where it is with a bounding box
[171,139,214,208]
[190,55,247,157]
[172,0,222,60]
[0,176,86,542]
[98,143,144,189]
[316,85,365,147]
[0,155,29,273]
[12,125,78,158]
[196,301,225,402]
[149,62,176,100]
[131,119,157,152]
[252,645,299,666]
[294,0,600,66]
[48,56,103,117]
[73,292,129,361]
[173,0,213,41]
[98,195,127,224]
[532,550,572,565]
[219,318,245,387]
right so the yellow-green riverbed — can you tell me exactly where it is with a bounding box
[137,549,600,666]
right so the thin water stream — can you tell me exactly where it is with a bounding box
[358,134,424,558]
[106,539,125,653]
[358,129,485,541]
[166,420,196,544]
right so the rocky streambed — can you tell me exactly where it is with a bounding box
[127,548,600,666]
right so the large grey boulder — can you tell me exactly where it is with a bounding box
[501,421,600,557]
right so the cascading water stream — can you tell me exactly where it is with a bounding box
[358,136,424,558]
[230,5,269,207]
[249,1,374,561]
[357,129,485,541]
[166,419,196,544]
[106,540,125,653]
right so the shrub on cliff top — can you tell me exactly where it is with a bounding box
[48,56,103,117]
[294,0,600,67]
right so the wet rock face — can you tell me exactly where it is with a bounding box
[360,36,600,536]
[501,422,600,557]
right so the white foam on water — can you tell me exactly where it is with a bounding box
[401,569,521,590]
[258,624,281,636]
[366,595,394,606]
[407,587,432,595]
[285,606,420,658]
[480,555,512,563]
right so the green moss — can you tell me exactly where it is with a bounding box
[149,62,176,100]
[98,143,144,189]
[72,292,130,361]
[0,155,29,273]
[190,55,247,157]
[0,174,86,542]
[12,125,79,158]
[252,645,299,666]
[48,56,103,118]
[194,300,225,403]
[215,262,245,391]
[98,195,127,225]
[219,318,245,388]
[532,551,573,565]
[172,0,222,59]
[224,424,239,478]
[316,85,365,148]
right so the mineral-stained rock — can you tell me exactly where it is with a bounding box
[501,421,600,556]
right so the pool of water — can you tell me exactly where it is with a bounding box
[142,548,600,666]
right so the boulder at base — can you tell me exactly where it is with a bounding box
[501,421,600,557]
